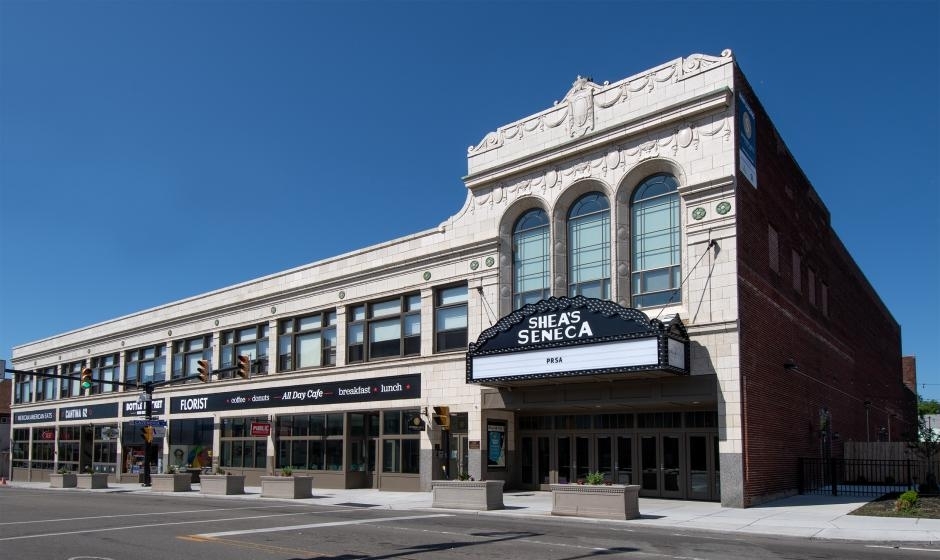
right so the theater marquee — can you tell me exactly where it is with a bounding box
[466,296,689,384]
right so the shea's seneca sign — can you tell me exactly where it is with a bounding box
[467,296,689,384]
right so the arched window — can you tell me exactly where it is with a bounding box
[568,192,610,299]
[512,208,550,309]
[631,174,681,308]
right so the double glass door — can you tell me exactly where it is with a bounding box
[518,431,719,500]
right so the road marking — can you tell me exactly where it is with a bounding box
[0,505,302,526]
[193,513,454,538]
[180,535,327,557]
[0,508,354,541]
[867,545,940,553]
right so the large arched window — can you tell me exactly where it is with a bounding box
[567,192,610,299]
[512,208,550,309]
[631,174,681,308]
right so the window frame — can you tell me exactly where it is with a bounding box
[512,208,551,309]
[171,335,211,381]
[567,192,611,299]
[434,284,468,353]
[277,311,337,372]
[347,294,421,363]
[221,323,271,378]
[630,174,682,308]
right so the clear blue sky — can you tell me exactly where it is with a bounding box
[1,2,937,397]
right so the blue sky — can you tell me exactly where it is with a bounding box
[1,2,937,397]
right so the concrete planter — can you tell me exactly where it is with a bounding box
[260,476,313,499]
[200,474,246,495]
[151,473,192,492]
[550,484,641,520]
[431,480,504,510]
[50,473,77,488]
[76,473,109,489]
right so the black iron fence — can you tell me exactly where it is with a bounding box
[798,458,940,496]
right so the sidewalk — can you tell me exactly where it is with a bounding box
[5,480,940,544]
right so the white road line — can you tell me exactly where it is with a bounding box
[0,505,300,526]
[194,514,454,538]
[0,508,354,541]
[867,545,940,553]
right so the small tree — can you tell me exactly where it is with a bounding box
[909,415,940,494]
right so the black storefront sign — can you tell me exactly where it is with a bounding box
[14,408,56,424]
[59,402,119,421]
[169,373,421,414]
[122,398,166,417]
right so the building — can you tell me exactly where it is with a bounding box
[8,50,916,507]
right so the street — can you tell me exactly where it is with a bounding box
[0,487,935,560]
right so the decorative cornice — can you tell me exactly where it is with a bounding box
[468,50,733,157]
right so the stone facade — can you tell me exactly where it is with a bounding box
[8,50,914,507]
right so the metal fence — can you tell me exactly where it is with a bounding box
[798,458,926,496]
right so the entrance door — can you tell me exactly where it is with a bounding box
[639,434,683,498]
[687,433,718,500]
[519,436,551,490]
[448,434,469,478]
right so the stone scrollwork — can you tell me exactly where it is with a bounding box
[468,51,734,157]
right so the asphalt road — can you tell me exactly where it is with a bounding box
[0,487,935,560]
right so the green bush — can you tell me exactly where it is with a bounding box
[585,471,606,485]
[896,490,919,512]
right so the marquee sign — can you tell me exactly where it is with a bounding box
[169,373,421,414]
[467,296,689,384]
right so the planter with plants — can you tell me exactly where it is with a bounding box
[76,467,109,489]
[150,465,193,492]
[550,471,640,520]
[260,467,313,499]
[432,473,504,510]
[199,468,246,495]
[50,467,77,488]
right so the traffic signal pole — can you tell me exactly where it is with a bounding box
[142,382,154,486]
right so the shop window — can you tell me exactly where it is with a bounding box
[221,323,270,378]
[125,344,166,386]
[381,409,420,474]
[172,335,211,381]
[631,174,681,308]
[31,430,55,471]
[512,208,550,309]
[168,418,214,469]
[57,426,81,472]
[435,285,468,352]
[276,413,344,471]
[93,425,117,473]
[12,428,29,468]
[90,353,119,394]
[220,416,269,469]
[278,311,337,372]
[347,294,421,363]
[568,192,611,299]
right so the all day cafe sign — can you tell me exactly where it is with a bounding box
[466,296,689,384]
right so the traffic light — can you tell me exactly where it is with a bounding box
[140,425,154,443]
[80,367,93,389]
[432,406,451,430]
[237,355,250,379]
[197,359,210,383]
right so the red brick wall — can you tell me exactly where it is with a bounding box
[732,65,916,505]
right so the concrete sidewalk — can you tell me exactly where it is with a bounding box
[5,480,940,544]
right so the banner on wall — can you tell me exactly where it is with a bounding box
[487,421,506,469]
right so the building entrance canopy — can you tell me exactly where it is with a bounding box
[466,296,689,386]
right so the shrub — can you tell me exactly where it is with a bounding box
[281,466,293,477]
[456,472,474,481]
[896,490,919,512]
[585,471,605,485]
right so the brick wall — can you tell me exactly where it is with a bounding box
[732,65,916,505]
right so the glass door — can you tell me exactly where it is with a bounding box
[616,436,633,484]
[640,435,658,493]
[597,436,613,482]
[640,434,683,498]
[687,433,718,500]
[662,435,682,498]
[575,436,591,481]
[557,437,572,484]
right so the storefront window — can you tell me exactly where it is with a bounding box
[31,428,55,471]
[220,416,269,469]
[169,418,214,469]
[93,425,117,473]
[12,428,29,468]
[381,409,420,474]
[277,413,344,471]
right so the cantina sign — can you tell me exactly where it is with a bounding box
[467,296,689,384]
[170,373,421,414]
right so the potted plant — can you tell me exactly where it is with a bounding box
[260,466,312,499]
[50,466,77,488]
[550,471,640,520]
[200,467,246,496]
[150,464,192,492]
[76,466,109,489]
[431,472,504,511]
